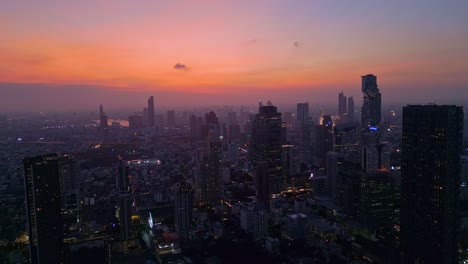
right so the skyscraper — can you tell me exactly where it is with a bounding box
[297,103,312,164]
[296,103,309,125]
[174,182,194,237]
[148,96,155,127]
[400,105,463,264]
[23,155,64,264]
[116,160,132,240]
[195,141,223,206]
[250,101,284,196]
[347,96,355,123]
[361,74,381,129]
[338,91,347,118]
[99,104,108,128]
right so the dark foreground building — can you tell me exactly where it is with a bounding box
[24,155,64,264]
[400,105,463,263]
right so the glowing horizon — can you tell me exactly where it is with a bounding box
[1,0,468,110]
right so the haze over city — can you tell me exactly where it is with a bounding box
[1,1,468,264]
[1,0,468,111]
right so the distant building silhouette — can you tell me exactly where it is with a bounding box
[361,74,381,129]
[147,96,155,127]
[400,105,463,263]
[338,91,347,122]
[99,104,108,128]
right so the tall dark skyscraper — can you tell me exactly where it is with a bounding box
[297,103,312,164]
[347,96,354,123]
[296,103,309,125]
[195,141,223,206]
[23,155,64,264]
[99,104,108,128]
[147,96,155,127]
[338,91,347,117]
[116,160,131,240]
[400,105,463,264]
[361,74,381,129]
[174,182,194,237]
[250,101,284,197]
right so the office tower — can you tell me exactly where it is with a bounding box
[116,160,131,240]
[400,105,463,264]
[195,141,223,206]
[336,161,362,215]
[99,104,108,128]
[338,91,347,121]
[361,74,381,129]
[297,103,312,164]
[297,103,309,125]
[326,151,344,198]
[167,110,176,129]
[174,182,194,237]
[334,124,360,162]
[23,155,64,264]
[148,96,155,127]
[313,123,333,164]
[250,101,284,196]
[347,96,355,123]
[359,170,397,231]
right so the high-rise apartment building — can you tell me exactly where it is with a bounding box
[174,182,194,237]
[195,141,223,206]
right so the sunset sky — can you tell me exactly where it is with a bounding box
[1,0,468,111]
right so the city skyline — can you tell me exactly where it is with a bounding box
[1,1,468,111]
